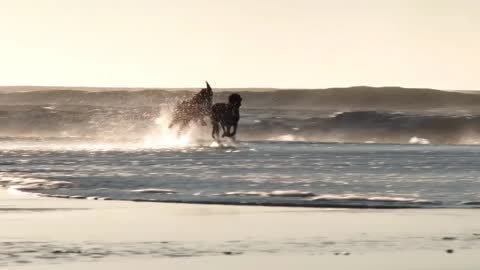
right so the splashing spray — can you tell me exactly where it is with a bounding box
[144,106,205,148]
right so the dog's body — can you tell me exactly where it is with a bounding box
[168,81,213,132]
[211,93,242,141]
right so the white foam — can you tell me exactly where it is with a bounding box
[409,136,430,145]
[268,134,305,142]
[368,196,430,203]
[6,186,30,195]
[329,111,345,118]
[130,188,177,194]
[308,194,366,201]
[222,191,269,197]
[48,181,74,189]
[308,194,429,203]
[69,195,86,199]
[221,190,315,198]
[269,190,316,198]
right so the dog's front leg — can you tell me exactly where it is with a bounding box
[231,124,237,137]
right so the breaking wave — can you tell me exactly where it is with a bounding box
[1,104,480,146]
[1,87,480,146]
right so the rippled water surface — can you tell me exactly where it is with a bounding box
[2,141,480,208]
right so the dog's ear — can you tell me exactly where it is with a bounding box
[205,81,212,92]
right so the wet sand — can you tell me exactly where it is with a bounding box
[13,252,480,270]
[2,190,480,269]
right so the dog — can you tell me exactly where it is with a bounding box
[211,93,242,141]
[168,81,213,132]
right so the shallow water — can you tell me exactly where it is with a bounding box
[2,141,480,208]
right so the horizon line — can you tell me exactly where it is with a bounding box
[0,84,476,92]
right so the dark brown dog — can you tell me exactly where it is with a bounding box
[211,93,242,141]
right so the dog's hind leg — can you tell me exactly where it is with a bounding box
[222,125,230,137]
[212,121,220,141]
[220,122,229,137]
[226,124,237,141]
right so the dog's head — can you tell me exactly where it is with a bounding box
[228,93,242,107]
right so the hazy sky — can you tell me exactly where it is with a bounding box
[0,0,479,89]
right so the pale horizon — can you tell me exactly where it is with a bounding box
[1,0,479,90]
[0,84,477,92]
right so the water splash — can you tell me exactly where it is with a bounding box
[143,107,203,148]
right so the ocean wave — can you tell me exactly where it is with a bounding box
[220,191,269,197]
[216,191,436,206]
[118,197,444,209]
[307,194,436,204]
[269,190,316,197]
[0,87,479,143]
[219,190,315,198]
[0,174,73,191]
[1,105,480,145]
[461,201,480,206]
[1,174,445,209]
[0,174,114,200]
[2,86,480,145]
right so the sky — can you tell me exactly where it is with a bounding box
[0,0,479,89]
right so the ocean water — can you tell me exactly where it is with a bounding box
[1,88,480,208]
[2,139,480,208]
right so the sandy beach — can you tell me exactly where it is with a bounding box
[2,190,480,269]
[2,0,480,269]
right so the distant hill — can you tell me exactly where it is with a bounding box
[218,86,480,111]
[0,86,277,93]
[1,86,480,111]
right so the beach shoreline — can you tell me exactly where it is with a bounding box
[2,189,480,269]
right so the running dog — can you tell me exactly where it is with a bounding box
[211,93,242,141]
